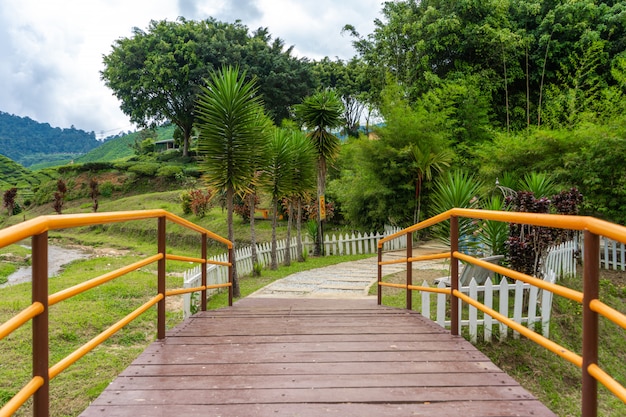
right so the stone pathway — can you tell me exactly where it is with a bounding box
[249,241,449,299]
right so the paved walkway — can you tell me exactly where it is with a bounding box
[250,241,450,298]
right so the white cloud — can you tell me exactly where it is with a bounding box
[0,0,382,138]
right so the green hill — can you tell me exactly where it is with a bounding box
[76,125,177,163]
[0,112,100,167]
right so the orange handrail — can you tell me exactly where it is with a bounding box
[377,209,626,417]
[0,210,232,417]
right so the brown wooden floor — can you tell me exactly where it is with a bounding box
[80,298,556,416]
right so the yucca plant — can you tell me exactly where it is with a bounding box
[294,90,344,256]
[478,195,509,256]
[518,172,557,198]
[195,65,272,296]
[430,170,483,253]
[260,128,298,270]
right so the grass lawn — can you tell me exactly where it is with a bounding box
[0,251,373,416]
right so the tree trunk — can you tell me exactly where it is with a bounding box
[503,44,510,134]
[249,192,259,276]
[285,200,293,266]
[270,198,278,270]
[315,157,326,256]
[182,125,191,157]
[538,31,553,128]
[227,187,240,297]
[296,198,305,262]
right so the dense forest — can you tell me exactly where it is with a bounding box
[0,112,101,166]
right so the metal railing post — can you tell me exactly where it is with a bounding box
[32,232,49,417]
[450,216,460,336]
[377,246,382,305]
[582,230,600,417]
[201,234,207,311]
[157,217,166,340]
[406,232,413,310]
[228,247,233,307]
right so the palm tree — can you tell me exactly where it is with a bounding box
[260,128,297,270]
[294,90,344,256]
[195,65,272,297]
[285,130,317,263]
[407,144,453,224]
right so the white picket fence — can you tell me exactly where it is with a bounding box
[420,240,577,343]
[601,236,626,270]
[182,226,404,317]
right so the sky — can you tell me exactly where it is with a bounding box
[0,0,383,139]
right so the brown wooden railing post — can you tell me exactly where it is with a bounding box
[32,232,49,417]
[582,230,600,417]
[201,233,208,312]
[157,217,166,340]
[228,247,233,307]
[450,216,460,336]
[406,232,413,310]
[377,246,382,306]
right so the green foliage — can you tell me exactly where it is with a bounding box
[156,165,183,178]
[518,172,557,199]
[0,111,99,166]
[475,122,626,224]
[102,18,314,156]
[195,65,274,296]
[430,170,483,251]
[347,0,626,132]
[127,162,160,177]
[478,195,508,256]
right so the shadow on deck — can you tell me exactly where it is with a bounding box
[80,298,556,417]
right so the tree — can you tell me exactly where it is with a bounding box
[294,90,344,256]
[313,57,371,136]
[102,18,314,157]
[407,144,453,224]
[260,128,297,270]
[195,66,272,297]
[3,188,17,216]
[285,130,317,263]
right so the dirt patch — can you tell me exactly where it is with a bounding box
[601,269,626,287]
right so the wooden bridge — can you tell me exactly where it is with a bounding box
[80,297,556,417]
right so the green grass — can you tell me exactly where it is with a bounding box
[0,250,374,416]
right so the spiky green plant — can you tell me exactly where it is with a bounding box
[518,172,557,198]
[195,65,272,296]
[430,170,483,252]
[294,90,344,255]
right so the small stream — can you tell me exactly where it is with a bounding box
[1,245,92,288]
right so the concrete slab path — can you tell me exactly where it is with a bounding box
[249,241,450,299]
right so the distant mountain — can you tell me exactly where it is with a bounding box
[0,111,100,167]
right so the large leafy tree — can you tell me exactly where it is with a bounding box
[294,90,344,256]
[102,17,314,156]
[195,66,272,297]
[346,0,626,131]
[313,57,372,136]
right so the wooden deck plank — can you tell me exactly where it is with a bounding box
[80,297,556,417]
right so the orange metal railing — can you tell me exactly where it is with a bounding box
[0,210,232,417]
[377,208,626,417]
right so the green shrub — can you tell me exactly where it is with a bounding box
[183,166,202,178]
[128,162,160,177]
[100,181,114,198]
[157,165,183,178]
[156,150,181,162]
[33,180,57,205]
